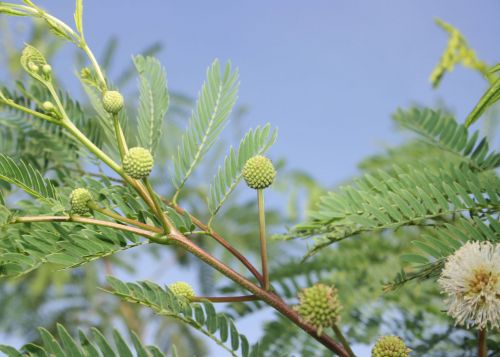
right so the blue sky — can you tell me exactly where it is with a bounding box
[26,0,500,186]
[2,0,500,355]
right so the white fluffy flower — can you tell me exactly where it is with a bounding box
[438,240,500,330]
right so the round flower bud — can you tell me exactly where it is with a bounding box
[28,61,39,72]
[242,155,276,190]
[69,188,92,215]
[42,64,52,74]
[371,336,411,357]
[294,284,341,336]
[123,147,154,179]
[102,90,124,114]
[169,281,195,299]
[42,101,55,112]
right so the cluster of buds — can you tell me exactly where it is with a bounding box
[69,188,93,215]
[242,155,276,190]
[371,336,411,357]
[294,283,342,336]
[122,147,154,179]
[168,281,195,299]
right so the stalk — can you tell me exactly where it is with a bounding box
[257,189,269,290]
[478,329,487,357]
[143,178,174,234]
[113,113,129,160]
[332,324,356,357]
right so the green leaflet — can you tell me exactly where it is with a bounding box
[465,76,500,128]
[0,153,59,203]
[0,223,147,279]
[390,216,500,289]
[104,277,253,357]
[171,59,239,195]
[292,163,499,258]
[208,124,277,221]
[134,55,169,155]
[0,324,167,357]
[393,108,500,170]
[74,0,83,35]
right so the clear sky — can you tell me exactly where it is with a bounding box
[3,0,500,355]
[23,0,500,186]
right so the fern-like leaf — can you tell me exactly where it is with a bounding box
[394,108,500,170]
[390,216,500,289]
[292,163,499,257]
[0,324,168,357]
[105,277,253,357]
[171,59,239,195]
[208,124,277,221]
[0,154,59,203]
[465,76,500,128]
[134,55,169,155]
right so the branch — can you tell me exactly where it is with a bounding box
[163,198,264,285]
[191,295,258,303]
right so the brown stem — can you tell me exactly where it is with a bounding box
[478,329,487,357]
[164,199,263,284]
[191,295,258,303]
[169,231,349,356]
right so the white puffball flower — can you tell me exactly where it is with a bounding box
[438,240,500,330]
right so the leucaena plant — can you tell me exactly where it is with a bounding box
[0,2,498,356]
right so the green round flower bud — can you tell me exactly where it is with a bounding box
[123,147,154,179]
[28,61,39,72]
[294,284,341,336]
[42,101,55,112]
[169,281,195,299]
[371,336,411,357]
[69,188,92,215]
[102,90,124,114]
[242,155,276,190]
[42,64,52,74]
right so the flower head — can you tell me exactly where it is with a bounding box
[70,188,92,215]
[169,281,195,299]
[102,90,124,114]
[294,283,341,336]
[242,155,276,190]
[437,240,499,330]
[123,147,154,179]
[371,336,411,357]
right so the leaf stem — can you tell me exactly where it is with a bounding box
[0,97,59,124]
[87,202,162,233]
[191,295,258,303]
[143,178,173,234]
[11,215,167,244]
[332,324,356,357]
[478,329,487,357]
[113,113,128,160]
[257,189,269,290]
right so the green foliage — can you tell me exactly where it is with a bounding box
[105,277,254,357]
[171,59,239,194]
[134,55,169,156]
[0,153,59,203]
[208,124,277,220]
[0,324,169,357]
[0,220,147,278]
[465,75,500,127]
[394,108,500,170]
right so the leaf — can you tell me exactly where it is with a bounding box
[104,277,253,357]
[74,0,83,35]
[0,324,166,356]
[465,76,500,128]
[134,55,169,155]
[171,59,239,194]
[208,124,277,220]
[0,154,59,203]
